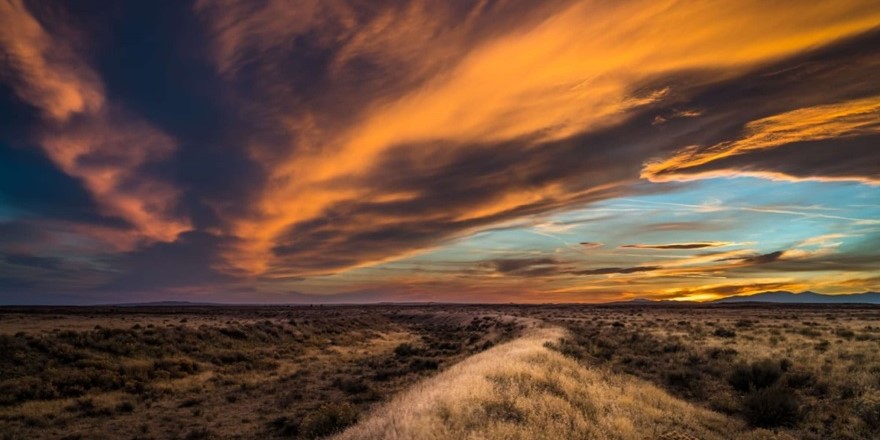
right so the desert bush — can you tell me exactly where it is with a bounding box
[178,397,202,408]
[799,327,822,338]
[334,378,370,395]
[784,370,815,389]
[300,403,358,439]
[393,343,417,357]
[707,347,738,359]
[67,398,113,417]
[182,427,213,440]
[713,327,736,338]
[270,416,300,436]
[742,385,800,427]
[836,328,856,339]
[857,396,880,431]
[372,368,404,381]
[409,358,439,372]
[0,377,58,405]
[729,359,783,392]
[116,401,135,413]
[665,369,706,398]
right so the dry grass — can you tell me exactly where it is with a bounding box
[335,324,788,440]
[2,304,877,439]
[538,305,880,439]
[0,306,525,439]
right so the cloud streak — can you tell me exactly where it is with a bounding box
[0,0,879,303]
[622,242,731,250]
[199,0,880,277]
[643,96,880,184]
[0,0,189,247]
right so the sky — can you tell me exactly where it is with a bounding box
[0,0,878,304]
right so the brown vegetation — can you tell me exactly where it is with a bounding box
[0,306,524,439]
[541,305,880,439]
[1,304,878,439]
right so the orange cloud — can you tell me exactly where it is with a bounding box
[642,95,880,184]
[0,0,189,245]
[0,0,103,121]
[198,0,880,276]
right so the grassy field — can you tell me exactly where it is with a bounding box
[538,305,880,439]
[1,304,878,439]
[0,306,524,439]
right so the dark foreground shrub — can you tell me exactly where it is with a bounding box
[743,385,800,427]
[300,403,358,439]
[394,343,417,357]
[334,378,370,395]
[713,328,736,338]
[269,416,299,437]
[729,359,783,392]
[183,427,213,440]
[859,398,880,431]
[665,369,706,398]
[409,358,439,372]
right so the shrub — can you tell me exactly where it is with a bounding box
[178,398,202,408]
[729,359,783,392]
[713,328,736,338]
[115,401,135,413]
[549,340,585,360]
[183,428,212,440]
[334,378,370,395]
[665,369,705,398]
[269,416,299,436]
[409,358,439,372]
[743,385,800,427]
[393,343,417,357]
[799,327,822,338]
[67,398,112,417]
[785,370,814,389]
[858,397,880,431]
[707,347,737,359]
[836,328,856,339]
[299,403,358,438]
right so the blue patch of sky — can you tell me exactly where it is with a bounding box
[396,177,879,267]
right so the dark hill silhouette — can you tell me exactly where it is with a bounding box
[712,291,880,304]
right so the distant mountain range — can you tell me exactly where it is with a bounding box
[711,291,880,304]
[61,292,880,307]
[109,301,225,307]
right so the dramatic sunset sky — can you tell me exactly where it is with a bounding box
[1,0,878,304]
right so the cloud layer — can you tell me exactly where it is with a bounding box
[0,0,878,303]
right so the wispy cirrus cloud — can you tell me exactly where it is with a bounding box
[643,96,880,185]
[621,242,732,250]
[1,0,879,303]
[0,0,189,248]
[196,0,880,277]
[721,251,787,265]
